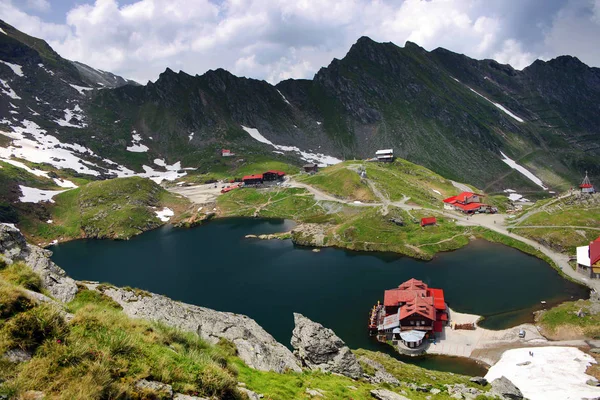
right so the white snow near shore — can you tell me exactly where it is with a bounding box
[0,60,24,77]
[241,125,342,166]
[500,152,547,189]
[503,189,516,193]
[155,207,174,222]
[19,185,68,203]
[485,347,600,400]
[69,84,94,95]
[469,88,524,122]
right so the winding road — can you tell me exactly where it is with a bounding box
[286,177,600,292]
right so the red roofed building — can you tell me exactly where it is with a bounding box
[420,217,437,227]
[580,172,595,194]
[242,174,263,185]
[263,170,286,181]
[443,192,487,214]
[577,236,600,279]
[222,149,235,157]
[374,278,448,348]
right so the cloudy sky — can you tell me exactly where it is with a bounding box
[1,0,599,84]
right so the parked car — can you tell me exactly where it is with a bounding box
[518,329,526,338]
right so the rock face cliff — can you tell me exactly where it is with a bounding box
[290,312,363,379]
[0,224,77,302]
[84,283,302,374]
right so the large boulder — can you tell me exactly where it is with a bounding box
[491,376,523,400]
[85,283,301,373]
[0,224,77,302]
[290,313,363,379]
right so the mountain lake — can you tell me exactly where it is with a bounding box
[50,217,588,376]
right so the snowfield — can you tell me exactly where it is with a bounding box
[155,207,174,222]
[0,60,24,77]
[500,152,547,190]
[19,185,68,203]
[241,125,342,166]
[485,347,600,400]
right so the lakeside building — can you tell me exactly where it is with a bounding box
[222,149,235,157]
[242,174,263,185]
[443,192,494,214]
[576,236,600,279]
[580,172,595,194]
[263,170,286,181]
[375,149,394,162]
[369,278,447,349]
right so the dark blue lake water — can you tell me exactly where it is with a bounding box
[50,218,587,375]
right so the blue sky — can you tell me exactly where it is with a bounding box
[1,0,599,84]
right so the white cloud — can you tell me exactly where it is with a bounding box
[0,0,598,84]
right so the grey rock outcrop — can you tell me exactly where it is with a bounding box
[2,348,32,363]
[0,224,77,302]
[173,394,209,400]
[134,379,173,397]
[370,389,410,400]
[490,376,523,400]
[85,283,301,373]
[290,313,363,379]
[469,376,488,386]
[358,356,400,386]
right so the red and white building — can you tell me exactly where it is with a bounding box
[580,172,595,194]
[222,149,235,157]
[577,236,600,279]
[443,192,487,213]
[370,278,448,348]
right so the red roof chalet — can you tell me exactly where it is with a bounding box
[266,170,286,176]
[421,217,437,227]
[591,236,600,266]
[443,192,486,213]
[380,278,448,334]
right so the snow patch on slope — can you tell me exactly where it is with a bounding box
[469,88,524,122]
[126,132,149,153]
[276,89,291,106]
[0,60,24,77]
[38,63,55,76]
[485,347,599,400]
[54,105,87,128]
[0,28,6,35]
[69,84,94,95]
[241,125,342,166]
[500,152,547,190]
[0,79,21,99]
[19,185,68,203]
[155,207,174,222]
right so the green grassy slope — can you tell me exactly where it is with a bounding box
[510,193,600,253]
[0,264,493,399]
[17,177,191,244]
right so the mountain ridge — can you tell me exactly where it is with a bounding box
[0,19,598,193]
